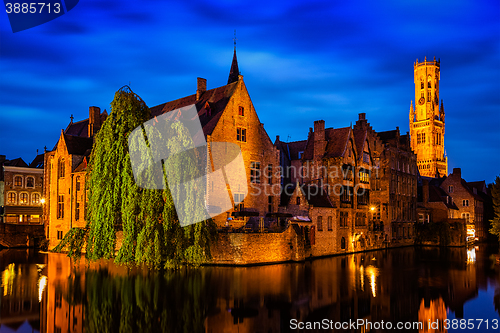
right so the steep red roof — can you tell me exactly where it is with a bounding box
[324,127,351,158]
[150,81,238,137]
[63,134,93,156]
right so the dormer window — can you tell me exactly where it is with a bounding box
[238,106,244,116]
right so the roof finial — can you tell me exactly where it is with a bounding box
[70,114,74,123]
[233,29,237,50]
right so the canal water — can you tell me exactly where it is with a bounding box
[0,244,498,332]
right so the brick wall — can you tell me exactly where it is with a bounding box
[0,223,45,248]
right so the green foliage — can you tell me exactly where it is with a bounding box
[489,176,500,243]
[52,227,88,258]
[59,86,218,267]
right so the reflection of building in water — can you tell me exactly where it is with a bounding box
[43,253,85,333]
[418,297,447,333]
[0,260,45,332]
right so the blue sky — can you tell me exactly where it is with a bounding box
[1,0,499,183]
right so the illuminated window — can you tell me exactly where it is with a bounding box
[20,193,28,204]
[461,213,470,223]
[234,193,244,211]
[7,192,16,204]
[26,176,34,188]
[14,176,22,187]
[32,193,40,204]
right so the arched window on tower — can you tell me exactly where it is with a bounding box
[58,158,65,178]
[428,75,432,88]
[421,81,424,89]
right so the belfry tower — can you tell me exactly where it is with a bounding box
[409,57,448,178]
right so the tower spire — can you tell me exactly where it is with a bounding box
[228,30,240,84]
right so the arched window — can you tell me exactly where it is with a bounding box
[58,159,65,178]
[14,176,22,187]
[421,81,424,89]
[428,75,432,88]
[26,176,35,188]
[32,193,40,204]
[7,192,16,204]
[341,237,346,250]
[20,192,28,204]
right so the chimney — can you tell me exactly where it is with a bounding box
[313,120,325,141]
[197,77,207,101]
[88,106,101,137]
[359,113,366,121]
[275,135,280,143]
[453,168,461,178]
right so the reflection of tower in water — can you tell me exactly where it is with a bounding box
[418,297,447,333]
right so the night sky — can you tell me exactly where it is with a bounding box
[1,0,499,183]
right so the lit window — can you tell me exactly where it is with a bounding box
[7,192,16,204]
[461,213,470,223]
[234,193,244,211]
[20,193,28,204]
[250,162,260,183]
[26,176,34,188]
[14,176,22,187]
[32,193,40,204]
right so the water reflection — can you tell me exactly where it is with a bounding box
[0,245,499,332]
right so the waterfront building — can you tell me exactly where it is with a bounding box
[409,57,448,178]
[438,168,485,241]
[43,107,106,249]
[1,156,44,224]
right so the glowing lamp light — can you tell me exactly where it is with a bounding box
[40,198,46,204]
[370,206,376,212]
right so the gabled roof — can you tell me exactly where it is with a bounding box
[324,127,351,158]
[467,181,486,194]
[150,81,239,138]
[64,112,108,138]
[276,139,307,161]
[353,127,367,160]
[3,157,28,167]
[63,134,93,156]
[29,154,44,168]
[428,184,459,210]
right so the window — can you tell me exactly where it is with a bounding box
[234,193,244,211]
[463,199,469,207]
[32,193,40,204]
[363,151,369,163]
[250,162,261,183]
[327,216,333,231]
[238,106,244,116]
[427,91,431,102]
[267,164,273,185]
[341,237,346,250]
[340,186,353,203]
[268,196,273,213]
[317,216,323,231]
[14,176,22,187]
[236,127,246,142]
[448,185,454,193]
[355,212,366,226]
[342,164,353,181]
[422,133,426,143]
[57,195,64,219]
[340,212,349,228]
[421,81,424,89]
[75,202,80,221]
[58,159,65,178]
[26,176,34,188]
[357,188,369,205]
[359,169,370,184]
[57,231,63,240]
[7,192,16,204]
[76,176,81,191]
[296,197,301,205]
[461,213,470,223]
[20,193,28,204]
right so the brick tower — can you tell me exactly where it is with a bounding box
[409,57,448,177]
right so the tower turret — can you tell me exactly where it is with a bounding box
[409,57,447,177]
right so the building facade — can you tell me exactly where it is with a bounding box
[409,57,448,178]
[2,157,44,224]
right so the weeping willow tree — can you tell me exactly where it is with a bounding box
[81,86,216,267]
